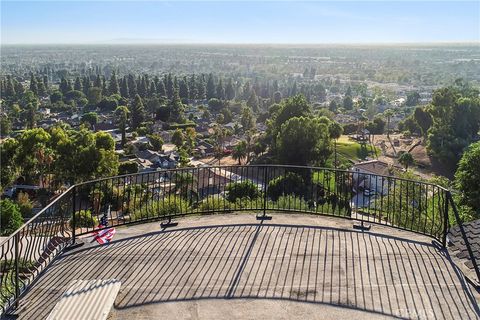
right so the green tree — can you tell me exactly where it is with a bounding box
[81,112,98,129]
[118,161,139,175]
[274,95,311,129]
[413,106,432,137]
[426,87,480,164]
[216,79,225,100]
[0,138,19,188]
[343,96,353,110]
[455,141,480,215]
[130,94,145,129]
[208,98,223,112]
[50,90,63,104]
[1,114,12,137]
[267,172,305,201]
[329,122,343,168]
[172,172,196,197]
[147,134,164,151]
[241,107,256,131]
[108,71,120,95]
[398,152,414,170]
[171,129,184,148]
[16,128,51,184]
[21,91,39,129]
[232,141,248,165]
[114,106,129,146]
[0,199,23,236]
[51,127,118,183]
[276,116,332,166]
[273,91,282,104]
[87,87,103,106]
[406,92,421,106]
[383,109,394,138]
[225,78,235,100]
[184,127,196,149]
[95,131,115,150]
[74,77,83,92]
[206,73,216,99]
[247,91,259,112]
[226,180,260,202]
[169,89,185,123]
[29,73,38,96]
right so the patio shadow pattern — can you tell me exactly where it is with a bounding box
[14,215,480,319]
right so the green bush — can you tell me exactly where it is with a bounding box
[0,199,23,236]
[70,210,97,229]
[233,197,261,210]
[16,191,33,217]
[130,195,190,221]
[267,172,306,201]
[226,180,260,202]
[270,195,309,211]
[198,196,232,213]
[118,161,139,175]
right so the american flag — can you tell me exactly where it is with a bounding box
[93,206,116,244]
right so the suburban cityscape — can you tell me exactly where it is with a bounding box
[0,1,479,319]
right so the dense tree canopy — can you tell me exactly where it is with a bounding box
[427,87,480,165]
[276,116,332,166]
[0,126,119,188]
[455,141,480,216]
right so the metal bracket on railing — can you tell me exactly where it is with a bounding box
[161,216,178,228]
[353,220,371,231]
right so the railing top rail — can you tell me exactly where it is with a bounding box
[0,185,75,247]
[73,164,450,191]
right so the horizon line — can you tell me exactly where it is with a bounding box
[2,41,480,46]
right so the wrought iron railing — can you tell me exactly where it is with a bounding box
[0,186,74,314]
[0,164,474,314]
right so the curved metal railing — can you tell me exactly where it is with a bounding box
[0,164,460,314]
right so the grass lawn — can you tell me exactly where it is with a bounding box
[331,135,380,167]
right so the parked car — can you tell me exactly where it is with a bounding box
[2,185,41,199]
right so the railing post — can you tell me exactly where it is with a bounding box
[71,186,76,245]
[257,166,271,220]
[442,190,449,248]
[263,166,267,216]
[14,232,20,309]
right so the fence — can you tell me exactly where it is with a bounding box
[0,165,472,314]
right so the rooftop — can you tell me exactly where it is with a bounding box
[11,213,480,320]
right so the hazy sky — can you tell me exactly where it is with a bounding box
[1,1,479,44]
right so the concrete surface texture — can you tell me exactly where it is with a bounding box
[12,213,480,320]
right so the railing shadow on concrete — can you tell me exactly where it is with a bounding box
[15,223,480,320]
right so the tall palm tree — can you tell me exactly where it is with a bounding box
[232,141,248,165]
[384,109,394,138]
[328,122,343,169]
[213,124,227,165]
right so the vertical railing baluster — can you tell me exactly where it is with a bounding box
[71,186,76,244]
[14,233,20,309]
[442,190,449,247]
[263,166,268,217]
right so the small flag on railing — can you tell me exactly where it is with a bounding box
[93,227,116,244]
[93,205,116,244]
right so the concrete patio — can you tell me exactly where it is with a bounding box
[11,213,480,319]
